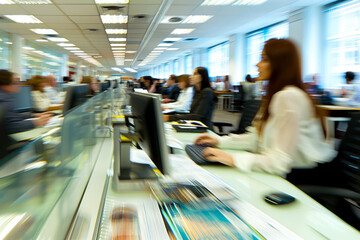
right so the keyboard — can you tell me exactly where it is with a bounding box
[185,144,224,165]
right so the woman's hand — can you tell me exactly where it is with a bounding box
[194,133,219,146]
[202,148,235,166]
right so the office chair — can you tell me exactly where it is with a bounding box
[228,85,245,112]
[0,106,10,159]
[290,112,360,230]
[213,100,261,135]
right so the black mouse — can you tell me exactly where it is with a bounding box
[264,193,295,205]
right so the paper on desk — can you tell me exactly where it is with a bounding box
[165,133,184,149]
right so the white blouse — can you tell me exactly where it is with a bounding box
[162,87,194,112]
[218,86,337,176]
[31,90,51,111]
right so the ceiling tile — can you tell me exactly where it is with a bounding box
[57,5,99,15]
[69,16,102,24]
[37,16,72,23]
[20,5,64,15]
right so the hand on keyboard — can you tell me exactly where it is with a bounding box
[185,144,222,165]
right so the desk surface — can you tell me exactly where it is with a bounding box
[317,105,360,111]
[166,125,360,239]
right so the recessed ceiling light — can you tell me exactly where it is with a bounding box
[171,28,195,35]
[154,47,167,50]
[110,43,126,47]
[109,38,126,42]
[96,0,128,4]
[22,46,34,50]
[167,48,179,51]
[124,68,137,72]
[182,15,213,24]
[70,50,84,53]
[158,43,173,47]
[201,0,234,5]
[4,15,42,23]
[105,29,127,34]
[30,28,58,34]
[14,0,51,4]
[125,59,133,61]
[5,41,12,44]
[112,47,125,50]
[64,47,80,50]
[113,50,125,53]
[100,15,128,24]
[47,37,68,42]
[0,0,14,4]
[36,38,48,42]
[164,38,182,42]
[57,43,75,47]
[233,0,267,5]
[125,51,136,53]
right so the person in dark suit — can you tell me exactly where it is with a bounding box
[168,67,215,129]
[0,70,50,134]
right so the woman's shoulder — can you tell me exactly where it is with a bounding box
[275,85,307,100]
[201,87,213,93]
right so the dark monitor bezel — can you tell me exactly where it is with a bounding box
[62,84,90,115]
[13,85,34,113]
[129,92,169,176]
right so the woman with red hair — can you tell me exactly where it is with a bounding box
[195,38,335,177]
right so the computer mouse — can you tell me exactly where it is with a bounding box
[264,192,295,205]
[190,121,202,126]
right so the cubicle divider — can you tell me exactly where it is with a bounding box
[0,87,126,239]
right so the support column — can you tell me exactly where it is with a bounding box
[229,33,246,85]
[60,54,68,81]
[10,34,24,78]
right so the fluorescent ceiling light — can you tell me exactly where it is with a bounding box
[57,43,75,47]
[164,38,182,41]
[64,47,80,50]
[125,59,133,61]
[233,0,267,5]
[96,0,128,4]
[70,50,84,53]
[171,28,195,35]
[22,46,34,50]
[158,43,173,47]
[4,15,42,23]
[47,37,68,42]
[112,47,125,50]
[0,0,14,4]
[182,15,213,24]
[100,15,128,24]
[30,28,58,34]
[105,29,127,34]
[14,0,51,3]
[113,51,125,53]
[111,43,126,47]
[124,68,137,72]
[167,48,179,50]
[201,0,234,5]
[154,47,167,50]
[125,51,136,53]
[36,39,48,42]
[152,50,163,53]
[109,38,126,42]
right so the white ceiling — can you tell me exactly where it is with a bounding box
[0,0,335,73]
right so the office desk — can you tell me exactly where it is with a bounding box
[165,126,360,239]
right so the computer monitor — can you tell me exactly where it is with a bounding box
[13,86,34,112]
[62,84,90,115]
[99,82,109,92]
[121,92,169,178]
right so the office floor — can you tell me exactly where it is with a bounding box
[212,105,242,134]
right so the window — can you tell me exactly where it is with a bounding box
[185,54,192,74]
[208,42,229,78]
[164,63,170,78]
[246,21,289,78]
[174,59,179,75]
[324,0,360,88]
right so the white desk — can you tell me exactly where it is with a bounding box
[166,126,360,239]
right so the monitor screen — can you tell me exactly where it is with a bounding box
[62,84,90,115]
[100,82,110,92]
[129,92,169,175]
[13,86,33,112]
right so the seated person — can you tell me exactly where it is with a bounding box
[162,74,194,112]
[242,74,257,101]
[28,75,52,111]
[141,76,157,93]
[81,76,99,96]
[167,67,215,129]
[340,71,360,106]
[0,70,51,134]
[44,75,65,104]
[163,75,181,103]
[223,75,231,91]
[194,39,336,178]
